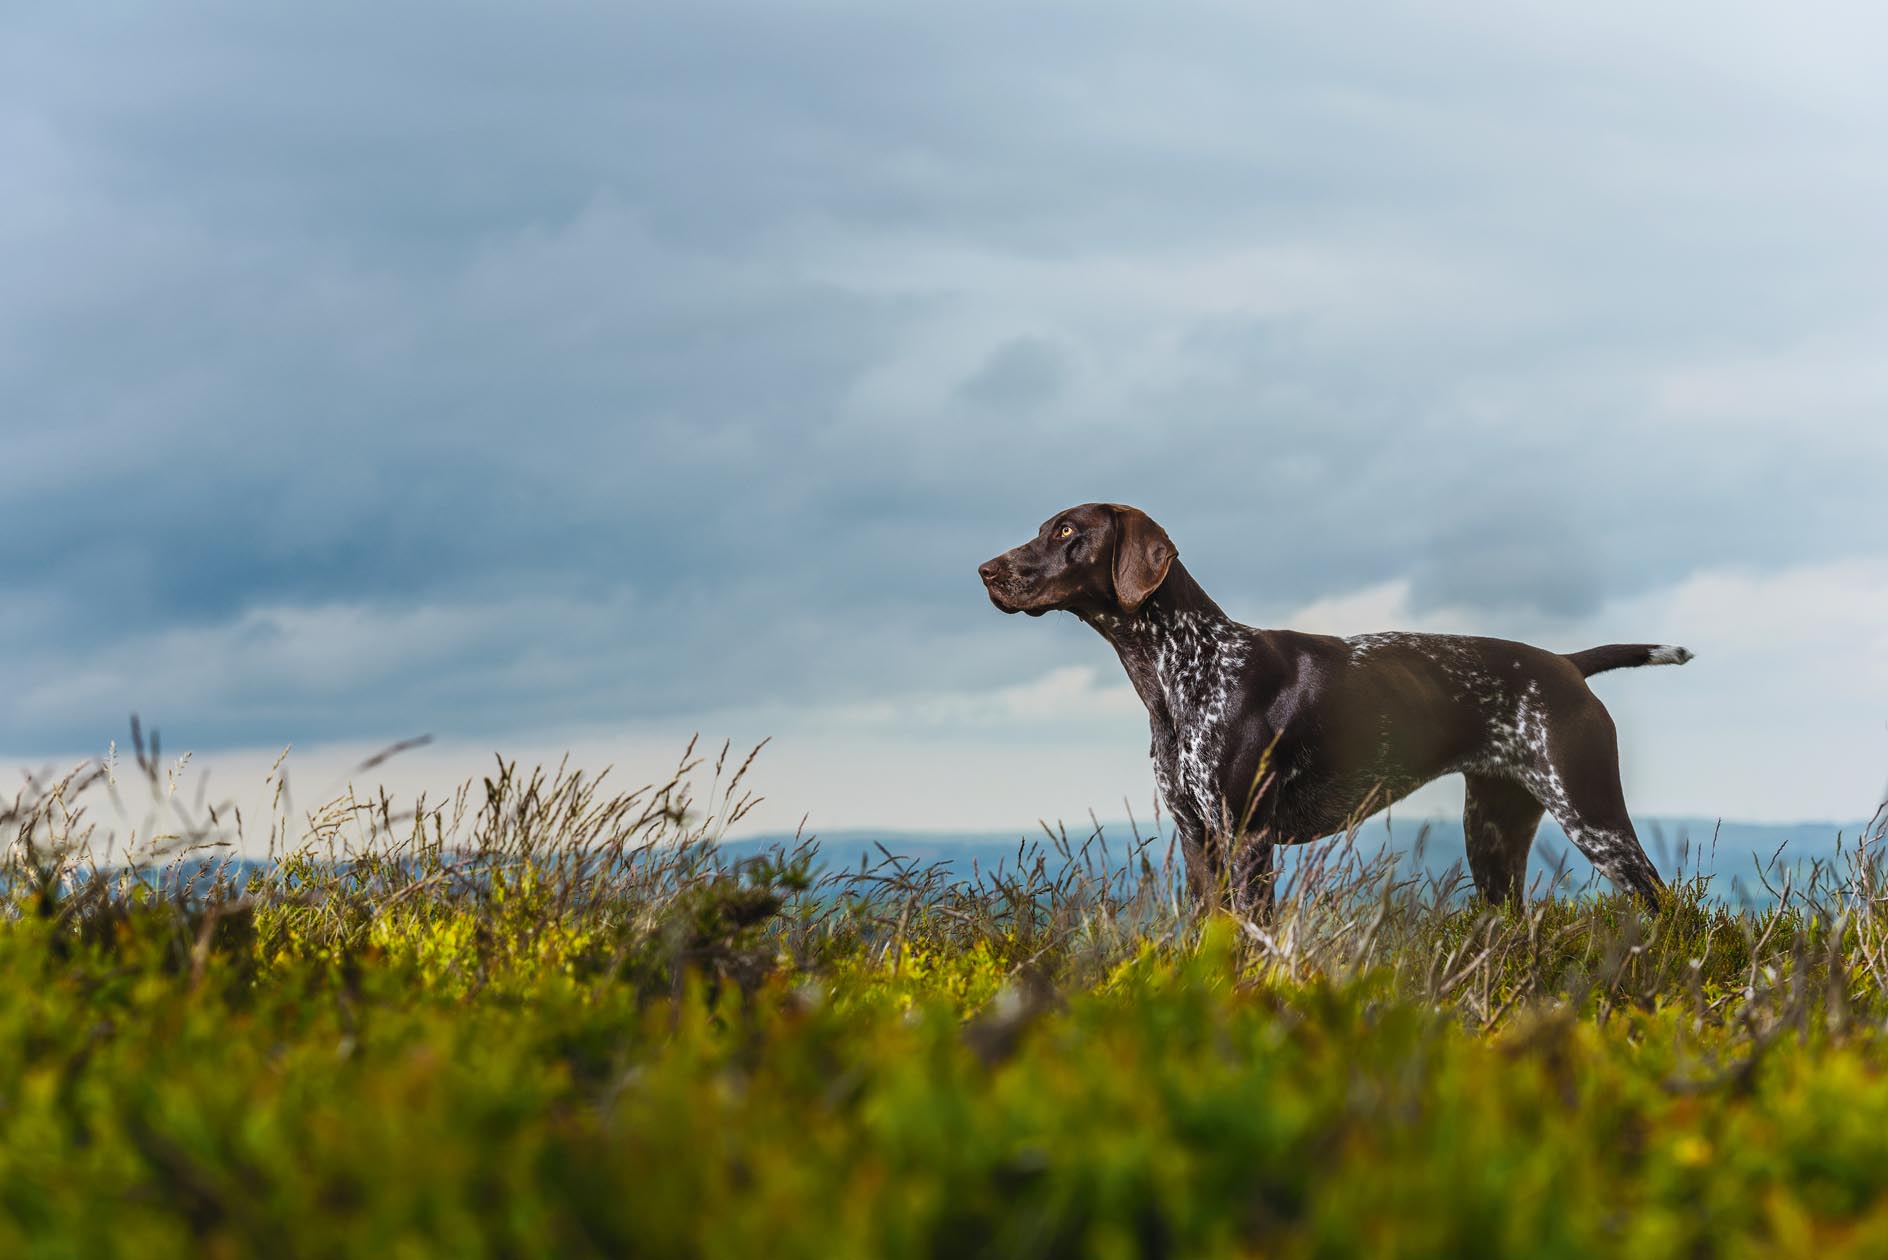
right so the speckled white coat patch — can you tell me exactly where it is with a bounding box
[1097,608,1253,832]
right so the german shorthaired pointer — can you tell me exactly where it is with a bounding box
[978,503,1692,910]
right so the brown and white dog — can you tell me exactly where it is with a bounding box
[978,502,1691,909]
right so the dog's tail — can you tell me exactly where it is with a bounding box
[1564,643,1695,677]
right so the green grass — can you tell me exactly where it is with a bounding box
[5,745,1888,1257]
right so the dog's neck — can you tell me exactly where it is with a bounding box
[1081,562,1247,730]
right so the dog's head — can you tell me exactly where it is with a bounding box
[978,503,1176,618]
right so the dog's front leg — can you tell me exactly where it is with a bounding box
[1152,734,1221,908]
[1172,813,1220,908]
[1229,836,1277,920]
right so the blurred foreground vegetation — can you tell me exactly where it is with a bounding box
[5,739,1888,1257]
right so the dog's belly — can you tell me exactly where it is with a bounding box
[1268,767,1432,843]
[1259,660,1498,841]
[1155,733,1458,844]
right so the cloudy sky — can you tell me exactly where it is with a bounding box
[6,3,1887,841]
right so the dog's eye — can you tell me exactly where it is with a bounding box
[1058,525,1074,539]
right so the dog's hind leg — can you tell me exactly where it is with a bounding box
[1462,773,1545,907]
[1521,699,1665,902]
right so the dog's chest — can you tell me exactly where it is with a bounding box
[1145,618,1248,823]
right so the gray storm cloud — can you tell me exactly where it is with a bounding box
[3,1,1886,766]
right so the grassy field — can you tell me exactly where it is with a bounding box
[6,743,1888,1257]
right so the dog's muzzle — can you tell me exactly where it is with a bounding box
[978,559,1043,615]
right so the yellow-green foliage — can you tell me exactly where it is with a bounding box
[6,882,1888,1258]
[834,938,1013,1013]
[8,756,1888,1255]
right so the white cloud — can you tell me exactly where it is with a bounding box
[820,664,1141,729]
[1651,334,1888,437]
[1275,579,1475,639]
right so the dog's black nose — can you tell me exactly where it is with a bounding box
[978,560,1001,583]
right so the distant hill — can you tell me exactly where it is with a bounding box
[725,815,1882,905]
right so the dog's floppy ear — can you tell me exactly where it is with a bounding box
[1107,504,1176,614]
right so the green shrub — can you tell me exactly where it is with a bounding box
[4,749,1888,1256]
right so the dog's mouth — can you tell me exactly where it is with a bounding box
[982,576,1048,617]
[985,585,1024,615]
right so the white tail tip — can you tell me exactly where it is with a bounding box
[1648,645,1694,666]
